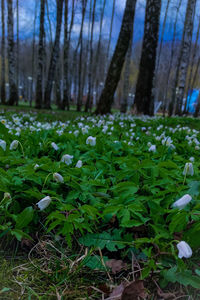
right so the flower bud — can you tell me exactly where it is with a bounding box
[177,241,192,259]
[4,192,11,199]
[183,163,194,176]
[53,172,64,183]
[76,160,83,168]
[0,139,6,151]
[36,196,52,211]
[172,194,192,210]
[51,142,59,151]
[10,140,19,150]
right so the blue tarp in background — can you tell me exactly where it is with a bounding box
[186,89,199,113]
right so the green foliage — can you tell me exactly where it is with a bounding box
[1,112,200,290]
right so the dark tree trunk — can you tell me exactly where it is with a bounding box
[35,0,45,109]
[95,0,136,115]
[0,0,6,104]
[76,0,88,111]
[85,0,97,112]
[62,0,75,110]
[134,0,161,116]
[7,0,18,106]
[44,0,64,109]
[30,0,38,107]
[16,0,19,105]
[120,12,135,113]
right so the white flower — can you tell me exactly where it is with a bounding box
[86,136,96,146]
[10,140,19,150]
[74,130,79,137]
[53,172,64,183]
[51,142,59,151]
[0,139,6,151]
[149,145,156,152]
[183,163,194,176]
[76,160,82,168]
[189,157,195,162]
[36,196,52,211]
[34,164,40,170]
[61,154,73,165]
[172,194,192,210]
[82,127,88,134]
[177,241,192,259]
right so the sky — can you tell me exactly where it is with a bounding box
[0,0,200,49]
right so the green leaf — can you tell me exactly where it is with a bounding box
[15,206,34,229]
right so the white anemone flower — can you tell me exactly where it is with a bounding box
[189,157,195,162]
[10,140,19,150]
[0,139,6,151]
[76,160,83,168]
[34,164,40,170]
[86,136,96,146]
[37,196,52,211]
[61,154,73,165]
[149,145,156,152]
[177,241,192,259]
[51,142,59,151]
[74,130,79,137]
[53,172,64,183]
[183,163,194,176]
[172,194,192,210]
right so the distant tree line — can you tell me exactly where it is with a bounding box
[0,0,200,116]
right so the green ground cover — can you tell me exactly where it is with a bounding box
[0,110,200,299]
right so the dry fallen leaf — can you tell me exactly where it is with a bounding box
[121,280,147,300]
[106,259,127,274]
[109,283,125,299]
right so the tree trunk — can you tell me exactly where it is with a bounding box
[106,0,116,67]
[35,0,45,109]
[175,0,196,115]
[134,0,162,116]
[120,12,135,113]
[16,0,19,105]
[62,0,75,110]
[95,0,136,115]
[165,0,183,117]
[30,0,38,107]
[0,0,6,104]
[76,0,88,111]
[184,15,200,113]
[94,0,107,107]
[85,0,97,112]
[7,0,18,106]
[44,0,64,109]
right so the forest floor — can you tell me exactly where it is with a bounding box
[0,107,200,299]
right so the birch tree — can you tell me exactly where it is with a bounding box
[134,0,162,115]
[7,0,18,105]
[95,0,137,115]
[44,0,64,109]
[0,0,6,104]
[175,0,197,115]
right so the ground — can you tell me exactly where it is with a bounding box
[0,106,200,299]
